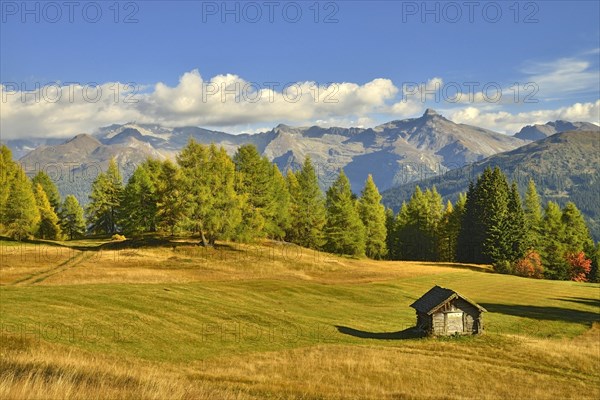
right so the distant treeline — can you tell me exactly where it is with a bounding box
[386,167,598,282]
[1,142,597,282]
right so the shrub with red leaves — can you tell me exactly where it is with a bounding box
[514,250,544,279]
[566,252,592,282]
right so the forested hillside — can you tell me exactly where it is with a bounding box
[382,130,600,240]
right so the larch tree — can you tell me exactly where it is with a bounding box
[0,145,18,231]
[287,156,326,249]
[86,158,124,235]
[204,144,243,244]
[561,202,593,254]
[156,160,185,236]
[324,170,366,256]
[34,183,62,240]
[177,139,212,243]
[269,164,291,240]
[60,195,86,240]
[177,141,242,245]
[119,164,158,235]
[233,144,275,240]
[4,168,40,240]
[357,175,387,259]
[32,171,61,212]
[395,186,443,261]
[285,170,302,243]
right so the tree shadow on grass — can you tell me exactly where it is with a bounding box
[480,303,600,324]
[550,297,600,309]
[335,325,425,340]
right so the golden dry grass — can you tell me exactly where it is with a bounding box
[1,238,598,399]
[1,240,489,286]
[2,324,599,399]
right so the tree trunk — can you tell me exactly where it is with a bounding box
[199,230,208,247]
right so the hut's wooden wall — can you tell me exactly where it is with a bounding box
[427,298,482,335]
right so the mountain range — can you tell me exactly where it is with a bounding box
[514,120,598,141]
[9,109,531,201]
[3,109,598,238]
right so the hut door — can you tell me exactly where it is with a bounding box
[446,312,463,334]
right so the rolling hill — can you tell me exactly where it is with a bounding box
[1,237,598,399]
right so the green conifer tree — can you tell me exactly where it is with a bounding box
[32,171,61,211]
[541,201,568,280]
[324,170,366,256]
[287,156,326,249]
[34,183,62,240]
[4,168,40,240]
[60,195,86,240]
[523,179,542,250]
[358,175,388,259]
[86,158,123,235]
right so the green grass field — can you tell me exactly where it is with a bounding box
[1,238,599,399]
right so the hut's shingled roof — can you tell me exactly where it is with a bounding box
[410,285,487,314]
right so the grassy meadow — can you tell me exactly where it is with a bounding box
[1,237,599,399]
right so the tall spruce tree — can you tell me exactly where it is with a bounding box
[391,202,410,260]
[457,181,485,263]
[445,193,466,262]
[32,171,61,211]
[324,170,366,256]
[439,201,454,262]
[483,168,511,268]
[385,207,399,260]
[504,182,527,263]
[541,201,568,280]
[458,167,513,267]
[86,158,123,235]
[34,183,62,240]
[358,175,387,259]
[60,195,86,240]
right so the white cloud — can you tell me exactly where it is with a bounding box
[520,57,599,99]
[1,63,598,140]
[449,100,600,134]
[1,71,401,139]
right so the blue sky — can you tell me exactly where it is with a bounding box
[1,1,599,138]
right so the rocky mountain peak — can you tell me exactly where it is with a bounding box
[423,108,440,118]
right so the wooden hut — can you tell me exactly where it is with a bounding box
[410,286,486,336]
